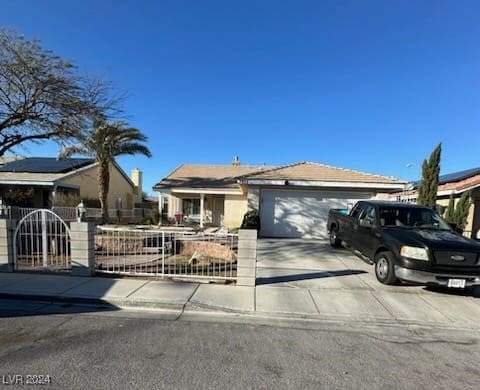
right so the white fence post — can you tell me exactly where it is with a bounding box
[70,222,95,276]
[0,218,14,272]
[237,229,257,287]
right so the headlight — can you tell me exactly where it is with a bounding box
[400,246,429,261]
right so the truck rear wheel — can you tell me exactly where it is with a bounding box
[329,227,342,248]
[374,251,398,285]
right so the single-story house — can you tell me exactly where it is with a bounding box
[0,157,143,210]
[153,159,406,238]
[393,167,480,238]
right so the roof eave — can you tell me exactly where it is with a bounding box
[241,179,406,190]
[153,186,243,195]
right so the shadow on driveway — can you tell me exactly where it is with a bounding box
[256,269,367,285]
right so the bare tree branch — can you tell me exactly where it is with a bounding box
[0,28,124,156]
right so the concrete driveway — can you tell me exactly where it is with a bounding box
[255,239,480,326]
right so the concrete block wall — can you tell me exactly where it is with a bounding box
[70,222,95,276]
[237,229,257,286]
[0,219,14,272]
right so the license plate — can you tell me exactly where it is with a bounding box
[447,279,466,288]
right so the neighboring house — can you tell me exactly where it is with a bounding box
[153,159,406,238]
[0,157,143,210]
[392,167,480,238]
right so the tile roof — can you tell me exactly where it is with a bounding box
[153,164,272,189]
[241,162,405,184]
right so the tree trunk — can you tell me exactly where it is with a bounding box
[98,161,110,224]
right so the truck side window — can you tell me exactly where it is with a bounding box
[350,204,363,219]
[359,205,377,225]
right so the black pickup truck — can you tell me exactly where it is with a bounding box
[327,200,480,288]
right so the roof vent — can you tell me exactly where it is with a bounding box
[232,156,240,166]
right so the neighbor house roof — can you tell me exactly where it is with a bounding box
[439,167,480,185]
[239,162,406,186]
[393,167,480,198]
[0,157,93,173]
[0,157,136,189]
[433,166,480,194]
[153,164,272,191]
[0,157,96,187]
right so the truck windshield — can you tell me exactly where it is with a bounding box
[378,206,451,230]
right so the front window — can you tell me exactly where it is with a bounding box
[379,206,451,230]
[183,199,200,215]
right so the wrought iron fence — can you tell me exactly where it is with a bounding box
[7,206,154,223]
[94,227,238,280]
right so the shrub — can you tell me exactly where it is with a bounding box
[241,209,260,230]
[51,192,80,207]
[145,207,160,225]
[52,193,101,208]
[443,191,471,232]
[82,197,101,208]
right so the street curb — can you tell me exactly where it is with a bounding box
[186,300,254,315]
[0,292,114,307]
[0,292,186,312]
[2,292,480,333]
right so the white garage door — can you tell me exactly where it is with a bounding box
[259,189,372,238]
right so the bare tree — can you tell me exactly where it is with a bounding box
[0,28,120,156]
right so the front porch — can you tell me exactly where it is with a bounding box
[164,193,225,227]
[0,184,80,208]
[159,191,248,229]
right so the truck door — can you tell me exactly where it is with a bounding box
[342,203,364,245]
[354,204,379,259]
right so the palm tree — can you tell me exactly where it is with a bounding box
[59,117,152,223]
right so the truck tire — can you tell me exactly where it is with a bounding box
[329,227,342,248]
[374,251,398,285]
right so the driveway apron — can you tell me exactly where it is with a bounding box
[255,238,480,326]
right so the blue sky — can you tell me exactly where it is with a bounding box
[1,0,479,194]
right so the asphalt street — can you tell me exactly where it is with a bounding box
[0,300,479,389]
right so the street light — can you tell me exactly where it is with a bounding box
[403,163,419,203]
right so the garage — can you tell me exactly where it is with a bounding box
[259,189,373,238]
[239,162,406,239]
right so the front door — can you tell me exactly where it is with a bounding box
[212,198,224,226]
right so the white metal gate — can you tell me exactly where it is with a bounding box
[13,209,71,272]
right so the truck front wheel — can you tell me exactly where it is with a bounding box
[329,227,342,248]
[374,251,398,285]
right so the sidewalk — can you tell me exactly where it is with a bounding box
[1,272,480,330]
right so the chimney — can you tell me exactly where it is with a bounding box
[232,156,240,166]
[131,168,143,196]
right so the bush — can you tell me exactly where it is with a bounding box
[3,187,35,207]
[145,207,160,225]
[51,192,79,207]
[82,197,101,208]
[241,209,260,230]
